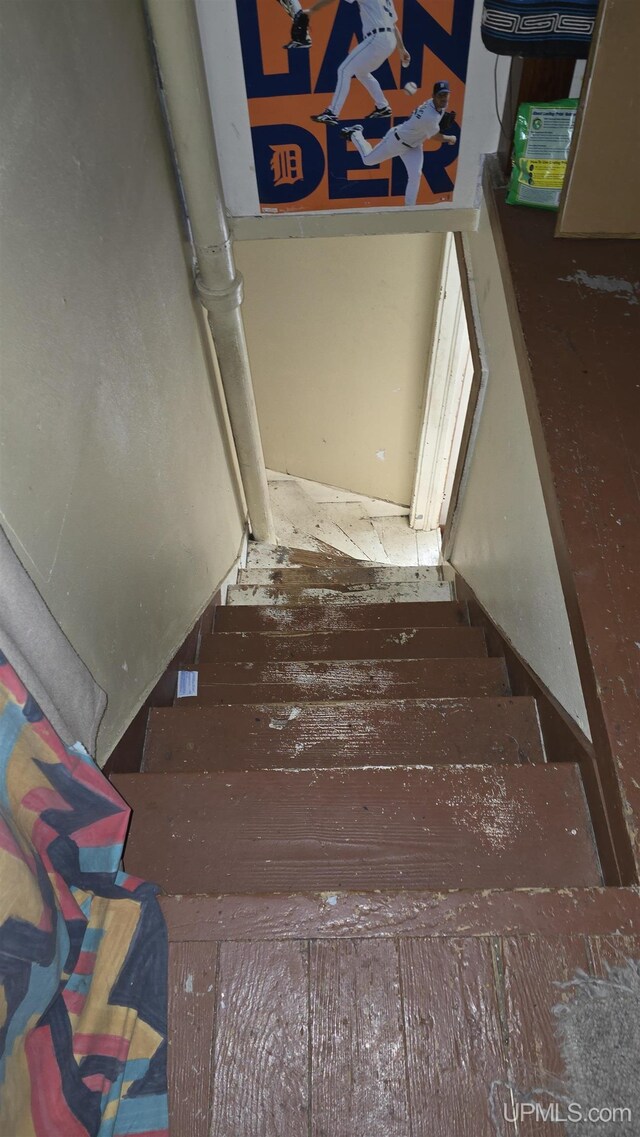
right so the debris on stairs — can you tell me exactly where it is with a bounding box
[111,543,639,1136]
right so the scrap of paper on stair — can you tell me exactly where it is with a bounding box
[176,670,198,698]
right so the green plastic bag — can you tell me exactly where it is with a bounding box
[507,100,578,211]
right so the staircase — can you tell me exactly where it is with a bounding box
[113,544,639,1136]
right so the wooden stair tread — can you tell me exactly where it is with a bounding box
[192,656,510,704]
[199,625,487,664]
[144,697,545,772]
[113,765,601,893]
[215,599,468,634]
[226,581,451,606]
[237,565,441,587]
[162,886,640,941]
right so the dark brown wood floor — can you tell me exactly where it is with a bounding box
[168,927,640,1137]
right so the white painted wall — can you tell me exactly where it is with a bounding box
[196,0,509,229]
[449,197,590,737]
[235,232,444,504]
[0,0,245,761]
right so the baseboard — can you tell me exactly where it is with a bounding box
[453,570,628,887]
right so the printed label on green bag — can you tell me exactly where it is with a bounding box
[507,101,578,211]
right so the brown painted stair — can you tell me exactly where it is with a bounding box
[116,765,599,892]
[114,560,602,895]
[110,554,636,1136]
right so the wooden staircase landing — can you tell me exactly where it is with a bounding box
[111,545,638,1136]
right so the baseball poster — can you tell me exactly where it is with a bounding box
[235,0,473,213]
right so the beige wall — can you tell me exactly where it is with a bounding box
[235,233,444,505]
[558,0,640,237]
[449,200,590,737]
[0,1,245,761]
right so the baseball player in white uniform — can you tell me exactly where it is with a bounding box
[307,0,410,126]
[276,0,312,48]
[342,80,456,206]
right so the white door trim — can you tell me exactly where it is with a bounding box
[410,233,470,533]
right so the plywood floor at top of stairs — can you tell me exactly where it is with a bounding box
[262,473,441,567]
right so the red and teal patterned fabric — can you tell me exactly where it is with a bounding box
[0,655,168,1136]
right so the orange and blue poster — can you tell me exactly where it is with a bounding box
[235,0,473,213]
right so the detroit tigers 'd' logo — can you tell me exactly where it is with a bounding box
[253,125,325,204]
[270,144,304,186]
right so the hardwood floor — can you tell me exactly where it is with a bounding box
[167,928,640,1137]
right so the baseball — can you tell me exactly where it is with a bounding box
[404,81,418,96]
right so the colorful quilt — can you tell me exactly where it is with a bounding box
[0,655,168,1136]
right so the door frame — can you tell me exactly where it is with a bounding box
[410,233,473,534]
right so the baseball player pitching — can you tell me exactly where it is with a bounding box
[306,0,410,125]
[342,80,456,206]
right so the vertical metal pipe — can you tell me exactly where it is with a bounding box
[146,0,275,542]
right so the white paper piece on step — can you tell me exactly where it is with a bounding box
[176,670,198,698]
